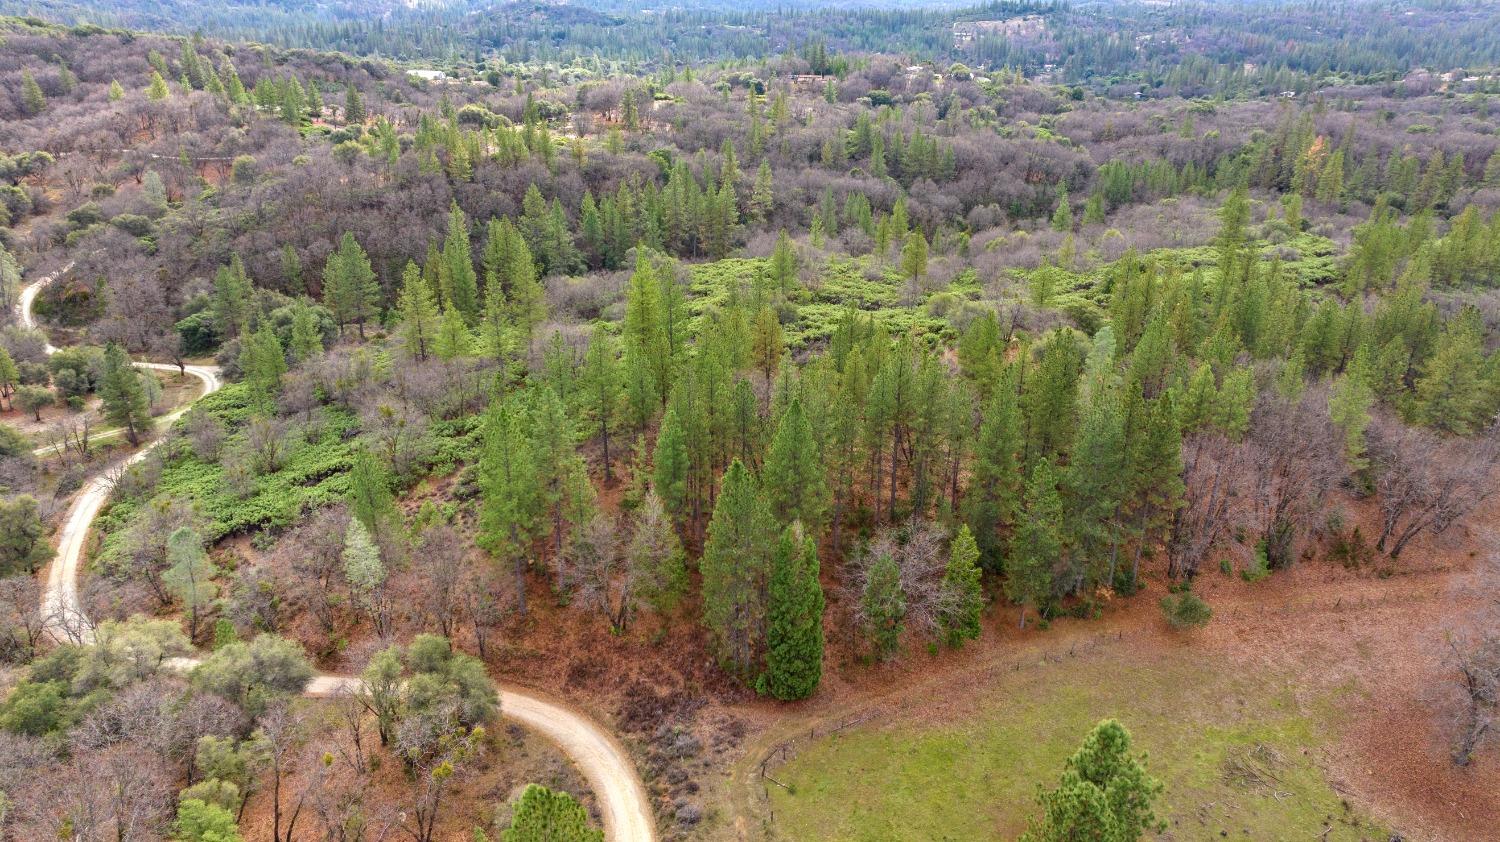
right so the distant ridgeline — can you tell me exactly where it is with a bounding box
[1,0,1499,92]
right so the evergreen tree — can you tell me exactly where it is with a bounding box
[1066,351,1128,591]
[477,276,515,371]
[651,404,690,520]
[700,459,777,678]
[222,60,246,104]
[1007,459,1061,628]
[433,303,472,361]
[343,82,365,124]
[287,302,323,363]
[107,79,124,102]
[100,343,152,446]
[322,232,381,338]
[146,71,170,101]
[762,398,829,532]
[623,251,671,403]
[0,346,18,410]
[1328,342,1376,474]
[502,784,603,842]
[1082,192,1106,225]
[478,395,541,615]
[940,525,984,647]
[279,76,306,126]
[1022,719,1164,842]
[962,367,1023,567]
[861,550,906,660]
[1216,183,1251,274]
[1123,392,1184,584]
[750,306,783,387]
[20,69,45,115]
[305,81,324,120]
[769,232,798,297]
[581,326,622,481]
[441,203,480,323]
[1024,331,1085,467]
[212,255,253,340]
[396,258,438,360]
[347,448,396,533]
[163,526,217,641]
[900,229,929,282]
[529,387,588,574]
[762,524,825,700]
[238,323,286,415]
[1051,185,1073,231]
[1414,306,1492,434]
[750,160,775,223]
[499,220,547,345]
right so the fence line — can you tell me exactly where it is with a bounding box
[754,627,1133,829]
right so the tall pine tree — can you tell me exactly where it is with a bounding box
[700,459,777,678]
[762,524,825,700]
[100,343,152,446]
[762,398,829,533]
[1007,459,1061,628]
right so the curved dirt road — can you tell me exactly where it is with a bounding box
[20,270,657,842]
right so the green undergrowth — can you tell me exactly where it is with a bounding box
[92,384,357,554]
[768,650,1380,842]
[92,383,481,566]
[687,255,951,348]
[1032,231,1339,297]
[682,231,1336,358]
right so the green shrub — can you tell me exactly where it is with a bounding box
[1328,526,1374,569]
[1242,544,1270,582]
[1160,591,1212,630]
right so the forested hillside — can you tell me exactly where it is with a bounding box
[2,6,1500,841]
[5,0,1500,93]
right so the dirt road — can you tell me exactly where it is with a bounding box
[19,270,658,842]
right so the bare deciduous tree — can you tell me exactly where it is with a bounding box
[846,518,958,641]
[564,512,631,631]
[1369,416,1499,559]
[1168,432,1242,579]
[282,505,351,636]
[258,701,311,842]
[1242,389,1341,569]
[0,573,46,662]
[413,522,466,638]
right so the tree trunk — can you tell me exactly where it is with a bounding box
[600,419,612,482]
[514,555,527,615]
[888,425,900,520]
